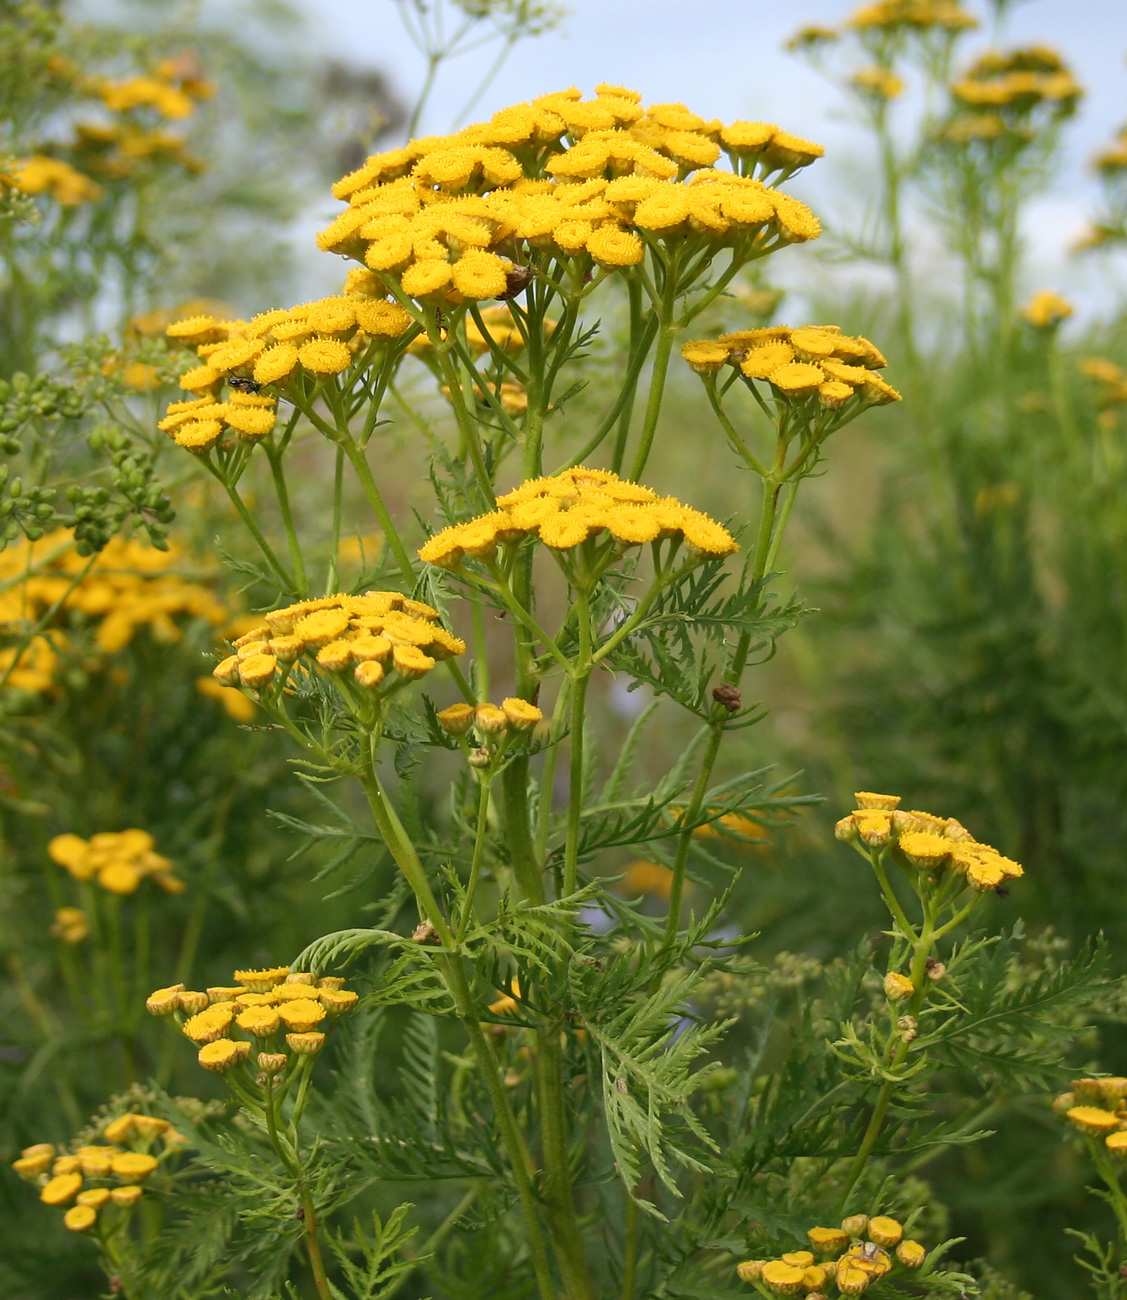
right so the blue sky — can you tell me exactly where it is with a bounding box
[298,0,1127,312]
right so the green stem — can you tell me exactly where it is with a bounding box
[621,1189,639,1300]
[265,445,308,596]
[205,461,294,591]
[340,441,416,586]
[456,777,492,942]
[628,281,678,481]
[837,910,936,1212]
[359,762,454,947]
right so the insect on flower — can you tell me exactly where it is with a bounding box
[227,376,263,394]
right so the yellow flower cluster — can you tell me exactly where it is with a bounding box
[10,1112,183,1233]
[4,155,103,206]
[212,590,466,698]
[47,828,183,896]
[1058,1078,1127,1160]
[737,1214,927,1295]
[846,0,975,30]
[850,68,906,101]
[1021,291,1073,329]
[146,967,358,1071]
[71,120,202,182]
[1079,356,1127,427]
[835,792,1024,892]
[3,57,212,209]
[52,906,90,944]
[419,467,737,569]
[159,277,415,452]
[316,85,822,303]
[0,531,227,692]
[945,48,1081,143]
[98,57,214,122]
[1095,125,1127,175]
[681,325,901,411]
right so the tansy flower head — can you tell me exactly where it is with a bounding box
[1022,290,1073,328]
[419,467,736,569]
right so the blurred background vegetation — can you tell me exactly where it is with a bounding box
[3,0,1127,1295]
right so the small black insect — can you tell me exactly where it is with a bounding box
[227,376,262,395]
[995,885,1011,899]
[498,263,535,300]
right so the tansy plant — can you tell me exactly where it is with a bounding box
[10,79,1107,1300]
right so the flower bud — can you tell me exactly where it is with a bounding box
[834,815,859,843]
[897,1015,918,1043]
[111,1185,143,1208]
[841,1214,868,1238]
[475,702,508,734]
[177,990,209,1015]
[468,746,491,768]
[212,655,240,687]
[258,1052,289,1073]
[1051,1091,1076,1114]
[925,957,946,981]
[267,636,303,663]
[437,702,475,734]
[354,660,385,689]
[736,1261,763,1283]
[286,1031,326,1055]
[146,983,186,1015]
[883,972,914,1002]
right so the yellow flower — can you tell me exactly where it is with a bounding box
[1022,290,1073,328]
[896,1240,927,1267]
[11,1144,55,1180]
[502,697,542,731]
[867,1216,903,1247]
[807,1226,849,1254]
[8,155,103,205]
[182,1004,235,1043]
[759,1260,806,1294]
[451,250,509,299]
[237,1005,281,1037]
[1067,1105,1121,1136]
[586,224,644,267]
[196,675,257,722]
[622,860,675,900]
[198,1039,251,1072]
[297,337,352,375]
[111,1185,143,1207]
[851,67,905,100]
[883,972,914,1001]
[111,1152,158,1182]
[234,966,290,991]
[64,1204,97,1232]
[41,1172,83,1206]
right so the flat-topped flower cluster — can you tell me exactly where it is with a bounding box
[737,1212,928,1295]
[146,965,358,1071]
[419,466,738,569]
[681,325,901,412]
[317,84,822,297]
[212,590,466,696]
[835,791,1025,891]
[11,1112,185,1234]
